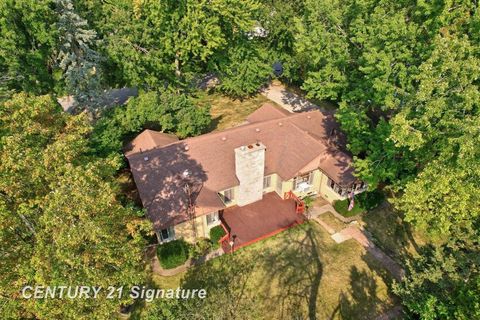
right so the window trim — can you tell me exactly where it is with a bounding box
[263,175,272,189]
[220,188,235,204]
[206,212,219,226]
[159,226,175,242]
[294,172,314,191]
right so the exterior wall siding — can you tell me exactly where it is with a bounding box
[318,171,347,203]
[173,211,221,243]
[280,169,347,203]
[174,169,350,244]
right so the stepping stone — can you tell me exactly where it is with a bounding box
[331,232,351,243]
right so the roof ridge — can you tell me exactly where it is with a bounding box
[129,109,329,159]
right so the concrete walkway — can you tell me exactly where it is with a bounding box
[260,83,325,113]
[309,203,405,281]
[332,226,405,281]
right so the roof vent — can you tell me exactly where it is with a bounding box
[144,156,149,161]
[255,128,260,132]
[307,115,311,119]
[221,136,227,141]
[184,145,189,151]
[278,122,283,126]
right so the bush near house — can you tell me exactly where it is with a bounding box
[209,225,226,248]
[334,190,385,217]
[157,239,191,269]
[333,199,365,217]
[357,189,385,211]
[190,238,213,259]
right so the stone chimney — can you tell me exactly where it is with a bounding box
[234,142,266,206]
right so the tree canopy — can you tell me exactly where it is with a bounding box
[1,0,479,318]
[0,93,147,318]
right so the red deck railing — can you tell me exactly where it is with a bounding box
[218,222,231,248]
[284,191,305,214]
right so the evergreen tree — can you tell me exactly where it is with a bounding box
[55,0,104,112]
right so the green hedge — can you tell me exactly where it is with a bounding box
[209,225,226,248]
[333,199,365,217]
[333,190,385,217]
[157,239,191,269]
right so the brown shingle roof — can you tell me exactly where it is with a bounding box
[124,129,178,156]
[127,105,357,230]
[246,103,291,123]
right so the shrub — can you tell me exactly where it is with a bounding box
[209,225,226,248]
[333,199,365,217]
[357,190,385,210]
[157,239,191,269]
[302,195,315,209]
[190,238,212,259]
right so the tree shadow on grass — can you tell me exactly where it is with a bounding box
[257,223,324,320]
[338,266,380,319]
[362,202,422,264]
[336,252,402,320]
[205,114,223,132]
[175,253,261,319]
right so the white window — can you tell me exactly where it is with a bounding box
[220,188,235,204]
[263,176,271,189]
[206,212,219,226]
[159,226,175,242]
[294,172,314,191]
[327,178,349,197]
[276,176,283,193]
[354,181,367,191]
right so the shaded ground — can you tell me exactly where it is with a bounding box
[148,222,397,319]
[360,201,440,264]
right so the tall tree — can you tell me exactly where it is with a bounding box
[55,0,104,112]
[390,34,480,236]
[0,0,58,95]
[0,93,147,318]
[74,0,261,89]
[394,229,480,319]
[91,90,211,156]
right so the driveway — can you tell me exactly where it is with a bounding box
[260,83,331,113]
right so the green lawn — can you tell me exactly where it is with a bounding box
[194,91,276,132]
[320,212,348,232]
[361,202,441,263]
[334,199,365,217]
[149,222,397,319]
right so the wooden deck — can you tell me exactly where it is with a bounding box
[221,192,304,252]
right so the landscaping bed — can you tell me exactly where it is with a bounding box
[157,239,191,269]
[333,199,365,217]
[209,225,226,249]
[333,190,385,219]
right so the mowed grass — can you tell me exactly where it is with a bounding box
[151,222,396,319]
[361,201,441,263]
[320,212,348,233]
[194,91,277,132]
